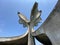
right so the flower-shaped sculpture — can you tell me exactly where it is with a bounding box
[18,2,42,28]
[0,0,60,45]
[18,2,51,45]
[18,2,42,45]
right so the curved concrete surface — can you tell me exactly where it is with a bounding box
[35,0,60,45]
[35,33,52,45]
[0,30,28,45]
[0,0,60,45]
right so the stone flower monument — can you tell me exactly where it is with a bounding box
[0,0,60,45]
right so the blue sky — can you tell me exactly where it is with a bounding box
[0,0,58,45]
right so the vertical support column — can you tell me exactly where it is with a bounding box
[28,24,35,45]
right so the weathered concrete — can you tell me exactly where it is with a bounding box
[33,0,60,45]
[0,0,60,45]
[0,30,28,45]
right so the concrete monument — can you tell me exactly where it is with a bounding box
[0,0,60,45]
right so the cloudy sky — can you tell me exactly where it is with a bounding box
[0,0,58,45]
